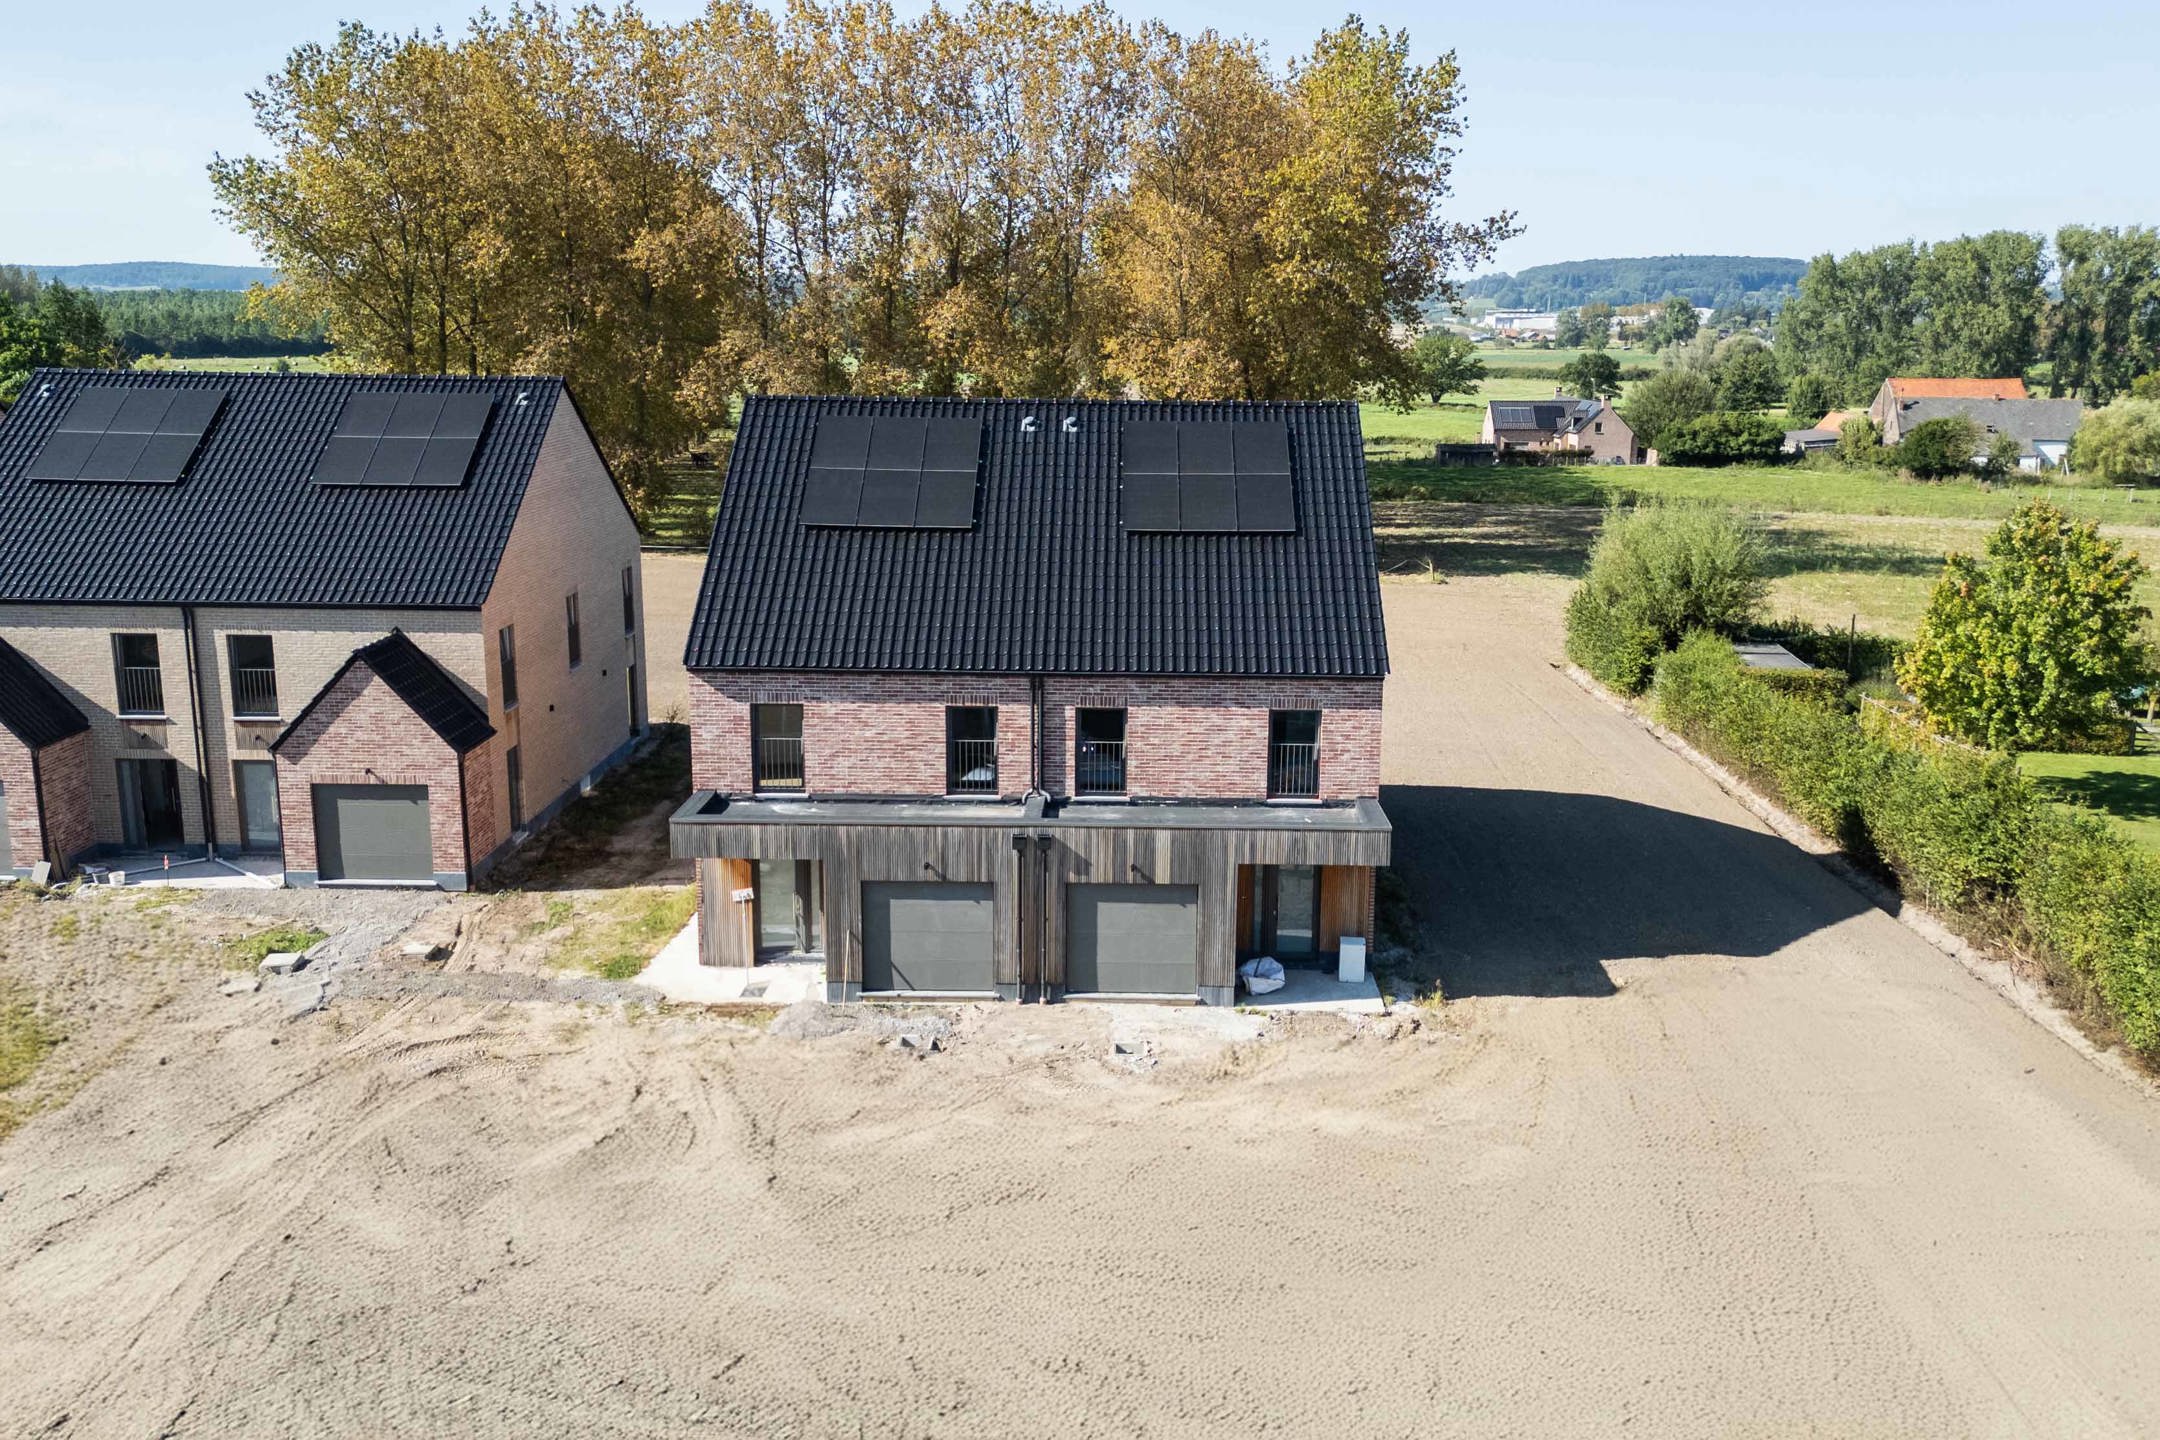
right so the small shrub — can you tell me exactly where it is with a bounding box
[1895,415,1983,479]
[1565,587,1661,694]
[2069,396,2160,484]
[1860,745,2034,910]
[1752,666,1848,707]
[1837,416,1887,468]
[1659,411,1787,467]
[1784,373,1838,426]
[1577,500,1769,647]
[232,924,327,970]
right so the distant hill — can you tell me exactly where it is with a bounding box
[16,261,275,292]
[1463,255,1806,311]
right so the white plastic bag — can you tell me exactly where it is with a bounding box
[1238,956,1285,995]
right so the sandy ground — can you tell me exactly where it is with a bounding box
[5,573,2160,1435]
[641,550,705,722]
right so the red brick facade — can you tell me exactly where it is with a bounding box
[689,671,1384,801]
[272,665,481,879]
[0,728,92,874]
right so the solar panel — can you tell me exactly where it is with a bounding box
[1119,420,1296,533]
[799,416,982,529]
[314,390,495,488]
[25,386,229,483]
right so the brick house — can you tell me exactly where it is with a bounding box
[1481,392,1643,464]
[0,369,647,886]
[1866,377,2026,433]
[671,397,1391,1005]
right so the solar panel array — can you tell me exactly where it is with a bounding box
[313,392,497,488]
[24,387,228,484]
[1119,420,1295,533]
[800,415,983,528]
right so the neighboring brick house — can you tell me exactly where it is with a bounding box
[1874,391,2084,472]
[671,397,1392,1005]
[1481,392,1643,464]
[0,369,647,887]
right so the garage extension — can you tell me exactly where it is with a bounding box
[670,397,1391,1004]
[0,368,649,887]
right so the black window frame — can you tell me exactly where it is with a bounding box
[1267,709,1321,800]
[499,625,519,710]
[1074,707,1128,797]
[226,633,279,719]
[621,565,636,635]
[506,742,524,828]
[565,591,582,671]
[751,703,805,793]
[945,706,999,796]
[112,632,165,718]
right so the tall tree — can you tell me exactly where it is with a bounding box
[2047,224,2160,402]
[1775,243,1920,404]
[1911,230,2046,380]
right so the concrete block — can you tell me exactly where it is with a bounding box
[259,951,307,976]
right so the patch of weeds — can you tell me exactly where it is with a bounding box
[50,911,81,942]
[546,885,698,981]
[0,988,63,1140]
[230,924,328,971]
[132,889,189,911]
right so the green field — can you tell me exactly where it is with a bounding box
[1364,381,1645,453]
[133,354,335,374]
[2019,748,2160,853]
[1472,344,1659,373]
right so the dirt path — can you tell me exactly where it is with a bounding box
[4,575,2160,1436]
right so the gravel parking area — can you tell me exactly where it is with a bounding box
[3,571,2160,1436]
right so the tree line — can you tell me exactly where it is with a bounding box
[209,1,1514,507]
[1776,227,2160,406]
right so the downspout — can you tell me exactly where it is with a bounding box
[180,605,218,856]
[29,747,52,876]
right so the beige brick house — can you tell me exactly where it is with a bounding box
[0,369,646,887]
[1481,392,1643,463]
[671,398,1391,1006]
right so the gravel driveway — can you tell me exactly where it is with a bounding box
[3,572,2159,1437]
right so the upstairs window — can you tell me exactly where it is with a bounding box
[752,704,804,792]
[565,591,582,671]
[499,626,519,710]
[227,634,278,718]
[1267,709,1320,799]
[946,706,998,795]
[112,633,164,717]
[1074,708,1127,796]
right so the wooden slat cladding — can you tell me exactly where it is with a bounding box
[1317,865,1373,952]
[698,857,757,966]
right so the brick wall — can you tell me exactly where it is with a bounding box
[273,665,469,878]
[0,729,35,869]
[477,401,646,841]
[689,671,1384,801]
[37,731,94,868]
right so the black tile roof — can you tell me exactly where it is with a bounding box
[273,630,495,756]
[0,636,90,748]
[684,397,1388,678]
[0,368,572,608]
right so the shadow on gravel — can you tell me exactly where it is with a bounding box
[1382,784,1876,999]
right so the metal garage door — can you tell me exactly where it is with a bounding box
[313,784,432,883]
[1066,884,1199,995]
[861,882,994,993]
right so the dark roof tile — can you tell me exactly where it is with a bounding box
[272,631,494,755]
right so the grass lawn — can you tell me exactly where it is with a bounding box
[1366,454,2160,529]
[133,354,336,374]
[1473,345,1659,373]
[2019,748,2160,853]
[1362,382,1642,455]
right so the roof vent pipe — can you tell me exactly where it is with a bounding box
[1061,416,1079,434]
[1020,415,1039,435]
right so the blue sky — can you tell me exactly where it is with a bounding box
[6,0,2153,277]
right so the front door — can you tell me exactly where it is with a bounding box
[1248,864,1320,964]
[754,859,824,956]
[234,760,282,852]
[117,758,184,850]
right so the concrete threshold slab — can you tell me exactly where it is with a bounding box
[634,915,824,1007]
[1239,969,1387,1013]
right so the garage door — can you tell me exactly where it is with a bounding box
[1066,884,1198,995]
[861,882,994,993]
[313,784,432,883]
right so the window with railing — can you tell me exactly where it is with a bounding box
[112,633,164,717]
[227,634,278,718]
[752,703,804,792]
[1075,707,1127,796]
[946,706,998,795]
[1267,709,1320,799]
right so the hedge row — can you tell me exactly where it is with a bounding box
[1650,633,2160,1059]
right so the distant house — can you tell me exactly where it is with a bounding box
[1781,426,1840,456]
[1815,409,1857,434]
[1488,309,1561,339]
[1481,391,1643,464]
[1876,394,2084,472]
[1867,377,2026,433]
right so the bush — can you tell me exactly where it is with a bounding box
[2021,812,2160,1054]
[1895,415,1983,479]
[1784,373,1838,426]
[2069,396,2160,484]
[1837,415,1887,467]
[1578,500,1769,647]
[1620,367,1716,451]
[1565,586,1661,694]
[1898,500,2153,750]
[1659,411,1787,466]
